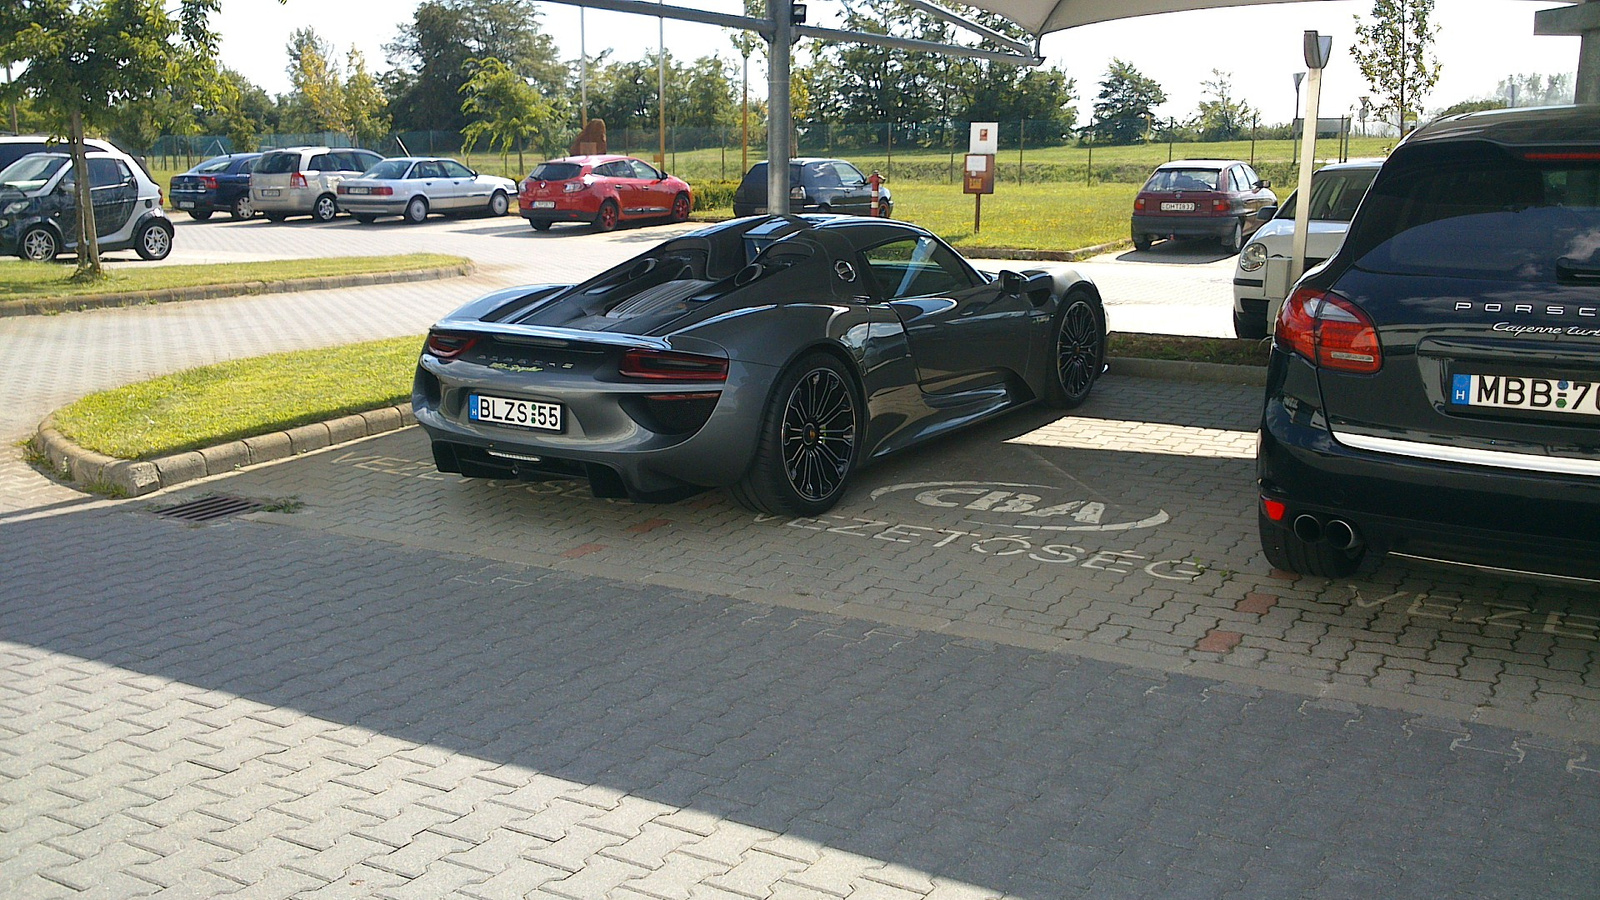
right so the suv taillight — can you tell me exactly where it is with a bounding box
[1275,287,1382,374]
[290,172,308,188]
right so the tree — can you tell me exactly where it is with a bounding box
[1351,0,1440,134]
[283,27,343,134]
[1191,70,1254,141]
[1495,72,1573,107]
[678,56,737,129]
[385,0,565,133]
[2,0,225,280]
[460,56,560,171]
[343,49,390,148]
[1091,59,1166,144]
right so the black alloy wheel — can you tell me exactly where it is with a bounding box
[313,194,338,223]
[731,352,861,516]
[1048,293,1104,409]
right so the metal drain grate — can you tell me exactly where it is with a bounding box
[155,495,265,523]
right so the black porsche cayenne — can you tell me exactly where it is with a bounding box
[1258,105,1600,579]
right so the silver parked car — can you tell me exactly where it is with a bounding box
[1231,159,1381,339]
[250,146,384,222]
[336,157,516,224]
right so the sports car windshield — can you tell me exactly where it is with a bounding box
[0,155,68,192]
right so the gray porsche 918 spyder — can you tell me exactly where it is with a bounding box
[414,214,1106,514]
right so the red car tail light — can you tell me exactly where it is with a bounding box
[371,186,393,196]
[201,176,218,190]
[619,349,728,382]
[1134,196,1146,211]
[563,182,586,193]
[1275,287,1383,374]
[425,331,478,360]
[1262,497,1287,522]
[290,172,308,188]
[1211,197,1231,212]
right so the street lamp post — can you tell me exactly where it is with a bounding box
[1290,32,1332,294]
[1292,71,1306,136]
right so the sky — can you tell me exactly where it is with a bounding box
[214,0,1581,127]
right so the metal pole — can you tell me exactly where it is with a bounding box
[766,0,792,214]
[658,0,667,168]
[580,8,588,126]
[741,53,749,175]
[1290,66,1323,286]
[1017,120,1023,186]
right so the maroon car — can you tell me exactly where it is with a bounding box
[1131,159,1276,253]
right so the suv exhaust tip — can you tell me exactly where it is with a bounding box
[1325,519,1362,551]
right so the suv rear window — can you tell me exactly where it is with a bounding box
[255,151,302,174]
[1349,148,1600,283]
[530,162,582,181]
[1144,168,1222,191]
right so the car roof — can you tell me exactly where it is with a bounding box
[1155,159,1243,170]
[545,154,633,165]
[1407,104,1600,149]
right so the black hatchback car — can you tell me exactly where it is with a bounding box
[1258,105,1600,579]
[169,152,262,220]
[732,158,892,219]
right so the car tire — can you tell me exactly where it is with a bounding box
[1133,234,1153,251]
[730,352,862,516]
[230,195,254,220]
[188,210,212,221]
[594,199,620,232]
[1044,288,1106,409]
[19,225,58,262]
[1258,510,1366,578]
[487,191,510,217]
[404,196,429,224]
[265,212,288,223]
[312,193,338,223]
[531,220,552,232]
[134,220,173,260]
[354,214,379,224]
[1222,219,1243,253]
[879,199,893,218]
[670,192,690,223]
[1233,306,1269,341]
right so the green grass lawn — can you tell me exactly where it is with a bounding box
[0,254,469,303]
[880,181,1143,251]
[52,335,423,460]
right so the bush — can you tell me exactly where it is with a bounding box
[690,180,738,211]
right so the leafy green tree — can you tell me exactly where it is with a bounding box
[461,56,560,171]
[1191,70,1254,141]
[343,49,390,148]
[678,56,737,129]
[2,0,225,279]
[1351,0,1440,134]
[1434,98,1505,118]
[1090,59,1166,144]
[385,0,565,133]
[283,27,343,133]
[1495,72,1573,106]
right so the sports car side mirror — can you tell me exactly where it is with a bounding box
[999,270,1023,294]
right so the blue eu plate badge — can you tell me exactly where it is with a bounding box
[1451,374,1470,404]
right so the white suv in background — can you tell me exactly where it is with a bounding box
[250,146,383,222]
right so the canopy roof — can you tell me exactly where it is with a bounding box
[957,0,1339,35]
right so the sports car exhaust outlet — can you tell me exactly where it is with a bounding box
[1292,514,1323,544]
[1324,519,1362,551]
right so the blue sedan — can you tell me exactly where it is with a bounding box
[169,153,262,221]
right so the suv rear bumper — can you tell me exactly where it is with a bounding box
[252,187,318,213]
[1260,397,1600,578]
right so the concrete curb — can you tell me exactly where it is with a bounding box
[1109,356,1267,386]
[0,261,476,318]
[32,404,416,498]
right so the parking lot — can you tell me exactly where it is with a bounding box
[4,213,1600,898]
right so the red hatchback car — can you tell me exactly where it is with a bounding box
[1131,158,1276,253]
[519,155,692,232]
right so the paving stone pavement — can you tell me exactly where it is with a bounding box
[3,500,1600,900]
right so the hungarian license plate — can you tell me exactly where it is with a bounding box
[531,200,555,209]
[261,188,280,197]
[1160,202,1195,211]
[1451,374,1600,417]
[177,201,194,209]
[345,186,369,194]
[469,394,563,432]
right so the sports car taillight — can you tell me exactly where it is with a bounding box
[425,331,478,360]
[619,349,728,382]
[1275,287,1382,374]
